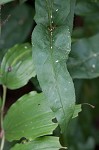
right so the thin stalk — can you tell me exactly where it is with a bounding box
[46,0,53,29]
[0,85,7,150]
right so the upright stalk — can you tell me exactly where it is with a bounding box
[46,0,53,29]
[0,85,7,150]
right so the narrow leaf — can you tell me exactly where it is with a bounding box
[4,92,57,141]
[32,0,76,136]
[32,24,75,134]
[11,136,65,150]
[0,43,35,89]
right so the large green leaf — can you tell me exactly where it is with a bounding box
[0,4,34,62]
[32,25,75,134]
[68,33,99,79]
[11,136,65,150]
[0,43,35,89]
[32,0,76,138]
[4,92,57,141]
[34,0,71,26]
[0,0,14,4]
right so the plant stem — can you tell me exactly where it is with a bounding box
[46,0,53,29]
[0,85,7,150]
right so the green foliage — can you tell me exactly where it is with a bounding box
[0,43,35,89]
[32,25,75,135]
[0,0,14,4]
[0,4,34,63]
[72,104,82,119]
[68,33,99,79]
[4,92,57,141]
[32,0,76,140]
[11,136,65,150]
[0,0,99,150]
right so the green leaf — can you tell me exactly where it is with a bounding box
[32,24,75,134]
[72,104,82,119]
[32,0,76,138]
[11,136,65,150]
[68,33,99,79]
[66,0,76,34]
[4,92,57,141]
[0,0,14,4]
[74,0,99,36]
[34,0,71,26]
[0,43,35,89]
[75,0,99,16]
[0,4,34,62]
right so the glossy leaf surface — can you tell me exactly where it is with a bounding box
[4,92,57,141]
[0,43,35,89]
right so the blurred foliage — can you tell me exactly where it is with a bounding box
[0,0,99,150]
[67,78,99,150]
[0,2,35,64]
[67,0,99,149]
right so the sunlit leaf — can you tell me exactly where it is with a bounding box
[0,43,35,89]
[4,92,57,141]
[11,136,65,150]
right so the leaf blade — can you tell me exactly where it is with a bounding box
[11,136,65,150]
[0,43,35,89]
[32,24,75,134]
[4,92,57,141]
